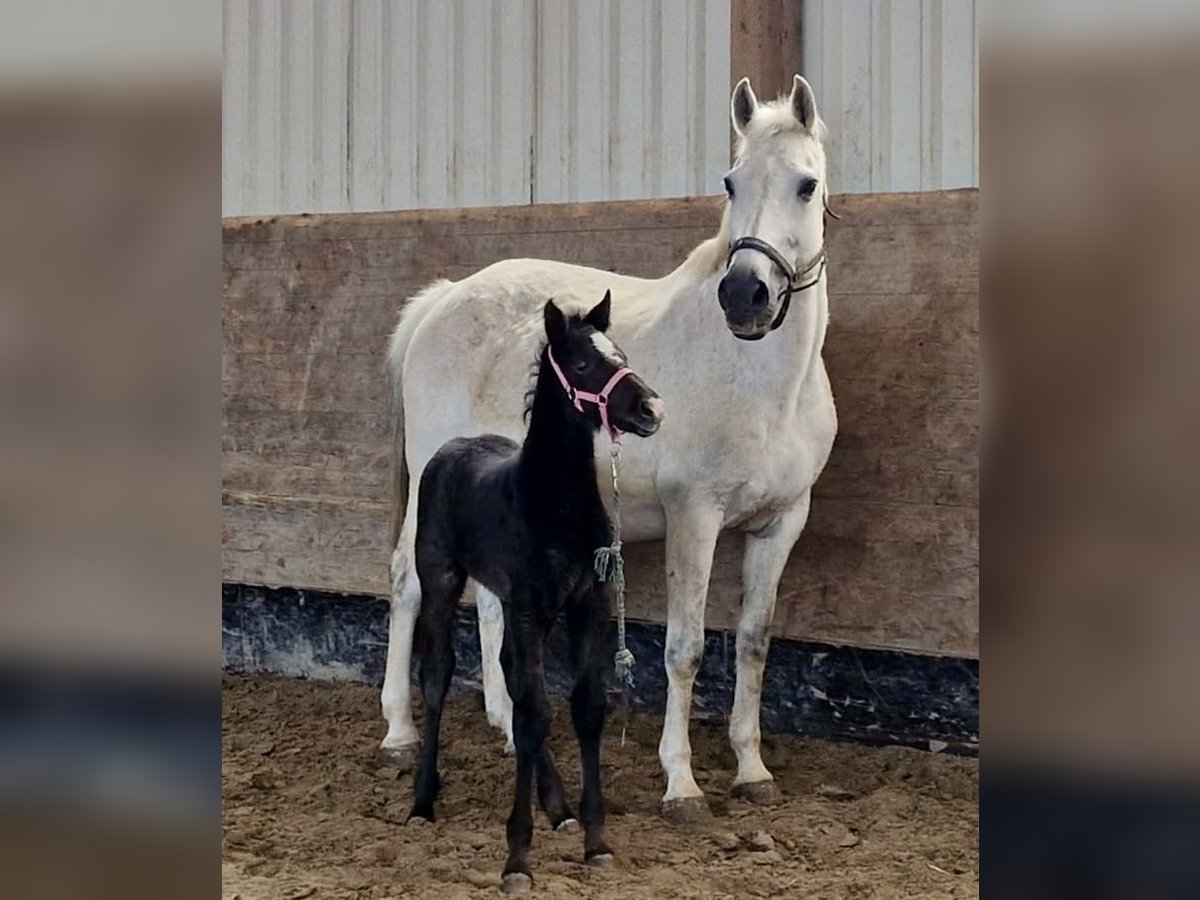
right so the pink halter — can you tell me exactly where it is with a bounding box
[547,347,634,441]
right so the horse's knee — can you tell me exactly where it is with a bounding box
[390,567,420,612]
[390,540,413,587]
[477,589,504,624]
[570,676,607,727]
[513,698,551,751]
[664,630,704,679]
[736,618,771,665]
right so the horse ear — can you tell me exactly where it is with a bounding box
[584,290,612,333]
[731,77,758,136]
[543,300,567,342]
[790,74,817,133]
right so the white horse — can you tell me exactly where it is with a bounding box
[381,75,836,821]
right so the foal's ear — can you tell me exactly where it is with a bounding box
[543,299,568,342]
[790,74,818,133]
[584,290,612,333]
[731,77,758,136]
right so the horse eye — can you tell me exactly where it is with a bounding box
[799,177,818,200]
[723,176,735,198]
[573,359,589,374]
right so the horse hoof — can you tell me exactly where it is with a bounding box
[586,852,614,869]
[502,740,516,756]
[661,795,711,825]
[406,815,431,827]
[376,743,419,772]
[554,818,580,834]
[731,779,781,806]
[501,872,533,894]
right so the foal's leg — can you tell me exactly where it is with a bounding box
[497,610,573,831]
[730,493,812,803]
[535,743,576,832]
[567,590,614,865]
[407,559,466,823]
[499,610,552,891]
[657,500,723,822]
[380,522,421,768]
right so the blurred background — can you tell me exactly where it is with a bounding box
[984,2,1200,897]
[0,1,219,898]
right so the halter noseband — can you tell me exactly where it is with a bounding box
[725,238,826,332]
[724,199,838,332]
[546,347,634,441]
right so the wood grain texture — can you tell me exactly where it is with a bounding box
[223,189,979,657]
[730,0,805,102]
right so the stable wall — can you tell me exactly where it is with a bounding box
[222,189,978,658]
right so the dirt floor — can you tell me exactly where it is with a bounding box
[222,675,978,899]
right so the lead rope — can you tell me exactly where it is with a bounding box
[593,436,634,746]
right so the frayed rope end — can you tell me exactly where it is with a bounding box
[594,544,624,585]
[614,647,635,688]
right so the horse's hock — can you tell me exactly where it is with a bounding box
[222,189,978,659]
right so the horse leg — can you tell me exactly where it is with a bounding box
[730,492,812,804]
[494,598,571,830]
[500,611,551,892]
[535,743,576,832]
[477,584,515,752]
[380,524,421,769]
[657,501,723,823]
[567,589,613,865]
[407,559,465,823]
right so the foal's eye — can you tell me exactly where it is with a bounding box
[723,176,735,198]
[573,359,589,374]
[798,177,818,200]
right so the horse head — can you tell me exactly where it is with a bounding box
[718,75,831,341]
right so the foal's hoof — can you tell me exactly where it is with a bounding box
[554,817,580,834]
[406,815,432,827]
[376,743,419,773]
[731,779,782,806]
[661,795,711,825]
[501,872,533,895]
[586,852,614,869]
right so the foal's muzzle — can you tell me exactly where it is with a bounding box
[626,395,665,437]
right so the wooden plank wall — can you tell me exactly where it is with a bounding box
[223,190,978,658]
[730,0,804,104]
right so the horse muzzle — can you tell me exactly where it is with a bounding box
[624,395,665,437]
[718,268,776,340]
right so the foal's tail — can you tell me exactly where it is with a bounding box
[386,278,454,548]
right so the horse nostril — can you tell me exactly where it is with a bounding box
[641,397,666,423]
[751,280,769,306]
[717,278,731,311]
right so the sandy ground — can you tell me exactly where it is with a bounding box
[223,675,977,899]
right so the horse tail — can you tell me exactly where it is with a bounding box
[386,278,454,548]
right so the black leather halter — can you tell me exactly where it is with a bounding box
[725,238,826,332]
[725,199,839,332]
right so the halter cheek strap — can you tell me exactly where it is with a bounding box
[546,347,634,441]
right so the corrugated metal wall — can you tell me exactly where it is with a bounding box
[802,0,978,193]
[222,0,731,216]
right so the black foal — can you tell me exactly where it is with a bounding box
[406,292,664,891]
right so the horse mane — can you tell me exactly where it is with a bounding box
[522,342,547,423]
[674,204,732,281]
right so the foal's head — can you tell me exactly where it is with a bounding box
[543,292,664,438]
[718,74,831,340]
